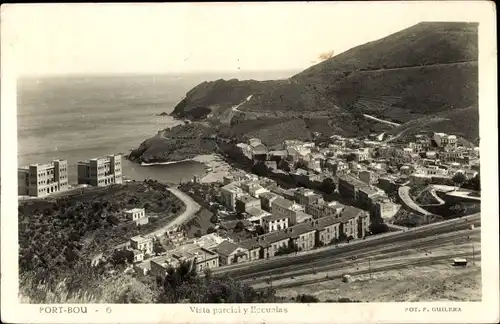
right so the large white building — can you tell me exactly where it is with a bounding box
[77,154,123,187]
[18,160,69,197]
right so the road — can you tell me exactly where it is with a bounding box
[398,186,434,216]
[148,187,201,238]
[212,213,480,278]
[362,114,400,127]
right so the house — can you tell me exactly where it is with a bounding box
[149,255,182,277]
[130,235,153,255]
[268,150,287,162]
[220,183,245,211]
[288,222,317,251]
[220,219,252,231]
[259,192,280,212]
[239,239,263,261]
[338,206,370,239]
[124,208,149,226]
[237,143,253,160]
[294,187,323,206]
[213,241,249,265]
[261,214,289,233]
[373,198,401,219]
[271,197,303,225]
[245,207,272,226]
[359,170,378,185]
[314,216,342,246]
[305,201,345,219]
[338,174,385,209]
[194,233,227,250]
[235,194,261,214]
[295,211,314,223]
[132,249,146,263]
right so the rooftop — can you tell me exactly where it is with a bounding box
[237,194,259,204]
[272,197,295,209]
[213,240,242,257]
[130,235,150,243]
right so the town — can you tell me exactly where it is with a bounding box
[18,130,481,283]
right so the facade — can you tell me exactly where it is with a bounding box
[289,223,316,251]
[213,241,249,266]
[262,214,289,233]
[18,160,69,197]
[373,199,401,219]
[130,235,153,255]
[339,206,370,239]
[245,207,272,226]
[306,201,345,219]
[294,188,323,206]
[359,170,378,185]
[125,208,149,226]
[271,197,303,225]
[77,155,122,187]
[315,216,342,245]
[235,194,261,214]
[220,183,244,211]
[259,192,279,212]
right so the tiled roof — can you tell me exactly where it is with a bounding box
[213,241,242,256]
[272,197,294,209]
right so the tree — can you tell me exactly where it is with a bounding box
[209,214,218,224]
[278,160,291,172]
[369,222,389,235]
[234,221,245,232]
[194,230,202,238]
[252,162,268,176]
[255,225,265,236]
[320,177,336,194]
[452,172,467,187]
[206,227,216,234]
[296,294,319,303]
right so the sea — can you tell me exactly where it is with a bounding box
[17,71,296,184]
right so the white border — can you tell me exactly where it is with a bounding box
[1,2,498,324]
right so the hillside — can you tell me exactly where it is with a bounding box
[131,22,479,163]
[387,106,480,144]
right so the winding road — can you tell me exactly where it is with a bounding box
[148,187,201,238]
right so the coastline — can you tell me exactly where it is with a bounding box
[136,153,238,184]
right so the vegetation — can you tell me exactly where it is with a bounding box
[319,177,336,194]
[18,181,184,294]
[274,245,300,256]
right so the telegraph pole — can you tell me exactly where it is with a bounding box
[368,257,372,279]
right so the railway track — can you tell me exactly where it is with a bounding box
[237,228,480,282]
[255,252,481,291]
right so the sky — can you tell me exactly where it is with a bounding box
[3,2,487,76]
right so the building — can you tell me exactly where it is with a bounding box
[194,233,227,250]
[262,214,289,233]
[130,235,153,255]
[124,208,149,226]
[289,222,316,251]
[295,210,314,223]
[359,170,378,185]
[235,194,261,214]
[294,187,323,206]
[259,192,280,212]
[213,241,249,265]
[245,207,272,226]
[314,216,342,246]
[18,159,69,197]
[77,154,123,187]
[149,255,182,277]
[338,206,370,239]
[338,174,386,209]
[220,183,245,211]
[305,201,345,219]
[271,197,303,225]
[373,199,401,219]
[154,244,219,275]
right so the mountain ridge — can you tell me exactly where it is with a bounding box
[132,22,479,163]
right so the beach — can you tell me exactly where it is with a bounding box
[192,154,236,183]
